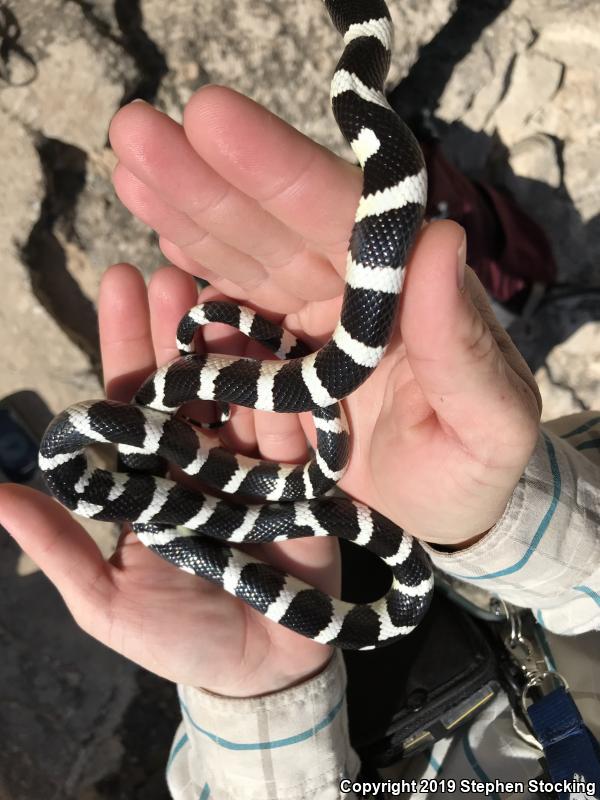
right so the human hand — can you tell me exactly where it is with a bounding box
[0,264,338,697]
[109,87,542,548]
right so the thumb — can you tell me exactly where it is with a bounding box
[400,220,538,462]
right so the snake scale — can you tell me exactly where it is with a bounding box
[39,0,434,650]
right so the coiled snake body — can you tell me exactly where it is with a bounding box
[39,0,433,650]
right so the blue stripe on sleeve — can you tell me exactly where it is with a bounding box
[576,438,600,451]
[462,731,500,800]
[199,783,210,800]
[560,417,600,439]
[573,585,600,607]
[167,732,189,771]
[449,433,561,581]
[428,751,442,776]
[178,692,345,751]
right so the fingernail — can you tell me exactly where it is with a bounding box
[130,98,148,105]
[457,235,467,291]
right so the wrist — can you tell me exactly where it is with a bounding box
[428,528,490,552]
[197,643,334,699]
[417,491,515,550]
[241,646,334,699]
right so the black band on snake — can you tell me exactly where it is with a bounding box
[39,0,434,650]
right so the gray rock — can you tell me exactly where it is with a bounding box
[537,320,600,420]
[494,52,564,146]
[508,134,561,190]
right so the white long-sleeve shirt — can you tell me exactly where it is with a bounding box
[166,412,600,800]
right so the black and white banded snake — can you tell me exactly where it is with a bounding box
[39,0,434,650]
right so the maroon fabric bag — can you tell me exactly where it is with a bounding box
[421,141,557,306]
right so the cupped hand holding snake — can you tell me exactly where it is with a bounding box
[0,87,541,696]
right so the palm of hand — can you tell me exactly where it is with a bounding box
[103,529,333,695]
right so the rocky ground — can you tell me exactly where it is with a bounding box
[0,0,599,798]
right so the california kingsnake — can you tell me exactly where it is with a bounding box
[39,0,433,650]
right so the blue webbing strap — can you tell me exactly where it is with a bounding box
[527,687,600,799]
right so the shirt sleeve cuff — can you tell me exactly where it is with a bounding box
[420,426,600,634]
[168,649,360,800]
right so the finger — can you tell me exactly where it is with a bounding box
[114,163,260,289]
[110,102,337,294]
[183,86,361,260]
[113,160,343,304]
[249,331,308,466]
[148,268,240,430]
[147,265,198,366]
[109,100,301,261]
[195,285,259,458]
[113,158,268,292]
[253,408,308,464]
[158,234,221,285]
[247,380,338,593]
[113,162,203,246]
[0,485,113,638]
[239,331,336,589]
[401,220,540,462]
[159,237,305,315]
[99,263,155,401]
